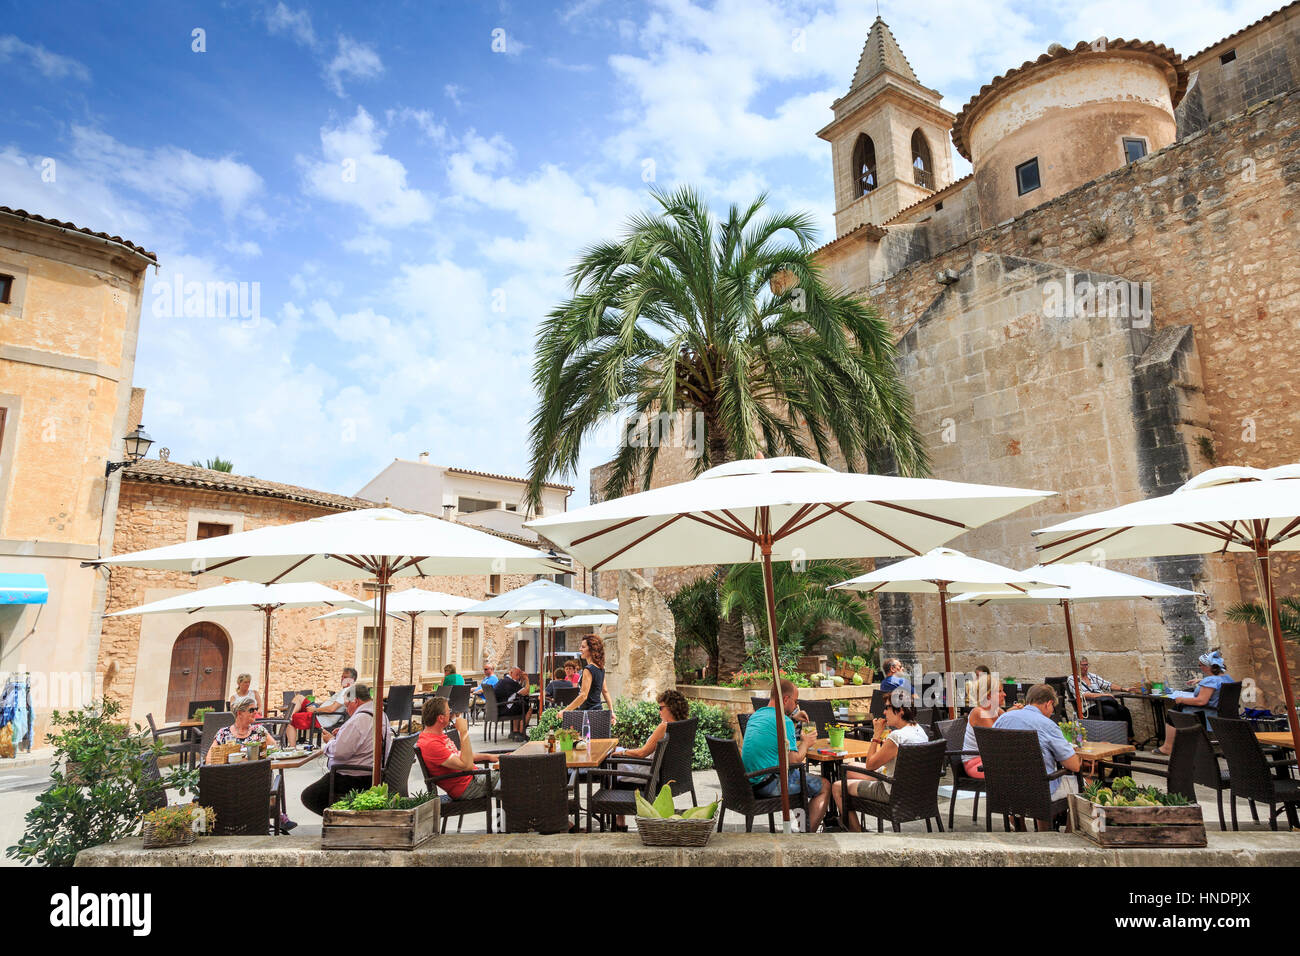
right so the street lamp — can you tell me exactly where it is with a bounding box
[105,424,154,476]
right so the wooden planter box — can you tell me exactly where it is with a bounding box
[1069,794,1207,848]
[321,800,440,850]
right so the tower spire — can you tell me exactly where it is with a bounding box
[850,16,918,90]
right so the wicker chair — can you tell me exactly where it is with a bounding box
[384,685,416,735]
[434,684,453,699]
[798,700,835,737]
[551,685,580,709]
[1100,726,1198,803]
[584,739,667,832]
[912,708,942,740]
[868,689,887,719]
[481,686,513,743]
[447,685,471,721]
[146,712,197,769]
[415,733,495,833]
[498,752,573,834]
[381,733,418,798]
[840,738,947,832]
[561,709,611,739]
[705,734,809,833]
[938,717,985,830]
[187,698,225,720]
[736,713,751,736]
[1215,682,1243,720]
[974,726,1072,831]
[199,759,275,835]
[137,753,169,813]
[1044,678,1074,719]
[1210,716,1300,830]
[198,711,235,761]
[1168,710,1238,830]
[751,696,770,712]
[661,717,699,805]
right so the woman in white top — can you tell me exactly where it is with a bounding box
[227,673,262,714]
[830,700,930,832]
[962,673,1016,778]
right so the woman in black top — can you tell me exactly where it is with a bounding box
[562,635,616,723]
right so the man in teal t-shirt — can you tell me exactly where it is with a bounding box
[740,680,828,831]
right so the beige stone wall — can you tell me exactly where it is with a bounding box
[101,480,543,724]
[1185,5,1300,127]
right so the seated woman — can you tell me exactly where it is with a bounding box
[227,673,262,715]
[205,696,277,764]
[565,659,581,685]
[440,663,465,688]
[1154,651,1233,755]
[830,700,929,831]
[961,673,1011,779]
[609,690,691,830]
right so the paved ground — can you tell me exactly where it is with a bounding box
[2,738,1292,864]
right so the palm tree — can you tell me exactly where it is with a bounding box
[191,457,234,473]
[1226,597,1300,642]
[667,572,722,680]
[527,186,928,671]
[720,559,878,662]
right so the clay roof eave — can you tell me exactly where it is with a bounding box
[1186,0,1298,62]
[0,205,157,264]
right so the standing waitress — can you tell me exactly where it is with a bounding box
[561,635,616,725]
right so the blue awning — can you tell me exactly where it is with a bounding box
[0,574,48,605]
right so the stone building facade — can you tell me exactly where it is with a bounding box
[589,5,1300,708]
[101,459,547,724]
[0,206,156,741]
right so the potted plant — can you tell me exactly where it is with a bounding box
[323,784,441,849]
[555,728,579,752]
[1071,776,1205,847]
[826,723,849,750]
[1059,720,1087,747]
[141,803,216,849]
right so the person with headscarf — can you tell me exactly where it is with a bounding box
[1153,650,1233,755]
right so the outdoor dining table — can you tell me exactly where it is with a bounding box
[1256,731,1297,750]
[269,748,324,771]
[804,737,875,830]
[1074,740,1136,776]
[511,737,619,831]
[1109,691,1171,749]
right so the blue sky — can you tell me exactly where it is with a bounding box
[0,0,1278,505]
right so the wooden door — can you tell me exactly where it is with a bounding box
[165,622,229,721]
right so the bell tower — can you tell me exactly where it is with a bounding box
[818,17,955,234]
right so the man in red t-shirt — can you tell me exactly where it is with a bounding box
[417,697,498,800]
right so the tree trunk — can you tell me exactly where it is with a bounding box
[717,604,746,677]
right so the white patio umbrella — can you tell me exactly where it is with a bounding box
[461,580,617,695]
[504,611,619,629]
[108,580,371,712]
[829,548,1059,717]
[88,507,565,782]
[528,456,1054,831]
[1033,464,1300,743]
[951,563,1202,716]
[311,588,476,681]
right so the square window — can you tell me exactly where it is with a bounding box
[0,274,13,304]
[1016,158,1041,196]
[196,521,232,539]
[1220,50,1236,65]
[1123,138,1148,164]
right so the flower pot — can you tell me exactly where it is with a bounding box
[827,727,846,749]
[558,737,575,752]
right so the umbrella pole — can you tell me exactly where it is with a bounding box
[938,582,955,720]
[372,564,392,786]
[262,607,272,716]
[1257,549,1300,742]
[759,508,792,833]
[1062,600,1083,721]
[409,612,417,686]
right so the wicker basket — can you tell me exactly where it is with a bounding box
[142,823,197,849]
[636,815,715,847]
[207,742,241,765]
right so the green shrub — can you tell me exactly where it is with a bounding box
[611,697,734,771]
[7,698,187,867]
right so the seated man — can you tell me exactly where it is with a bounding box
[491,667,532,741]
[878,658,914,704]
[544,668,571,705]
[1066,657,1135,740]
[285,667,355,747]
[472,663,500,696]
[300,684,393,816]
[992,683,1083,830]
[417,697,498,802]
[740,679,829,832]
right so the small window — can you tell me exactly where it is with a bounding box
[0,275,13,304]
[934,201,944,211]
[1219,49,1236,65]
[361,626,380,682]
[488,573,502,594]
[1123,138,1147,164]
[197,521,232,539]
[458,497,497,514]
[505,503,517,512]
[426,626,445,672]
[1016,158,1041,196]
[460,627,479,671]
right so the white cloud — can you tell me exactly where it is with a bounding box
[342,232,392,259]
[387,107,449,147]
[0,35,90,82]
[299,107,433,227]
[443,84,465,109]
[325,35,384,96]
[265,3,318,49]
[224,239,263,257]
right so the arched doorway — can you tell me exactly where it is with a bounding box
[165,622,230,721]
